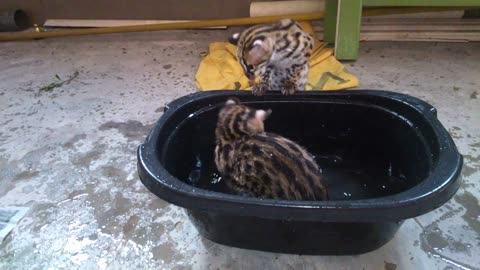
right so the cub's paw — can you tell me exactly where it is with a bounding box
[252,82,269,96]
[281,81,297,95]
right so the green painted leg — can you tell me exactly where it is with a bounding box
[324,0,338,44]
[334,0,362,60]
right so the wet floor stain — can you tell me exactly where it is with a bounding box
[422,225,449,252]
[470,142,480,149]
[384,261,397,270]
[448,126,463,140]
[457,154,480,191]
[13,170,40,181]
[63,134,87,149]
[471,91,478,99]
[99,120,154,142]
[100,165,128,180]
[122,214,140,239]
[72,144,107,167]
[151,242,182,264]
[419,223,475,270]
[0,146,53,197]
[462,163,479,179]
[417,194,478,270]
[454,191,480,235]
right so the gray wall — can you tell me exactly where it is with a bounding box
[0,0,250,25]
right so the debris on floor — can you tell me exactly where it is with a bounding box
[0,207,29,243]
[39,71,79,92]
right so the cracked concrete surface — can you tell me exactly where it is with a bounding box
[0,30,479,269]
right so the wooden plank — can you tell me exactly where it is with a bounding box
[317,34,470,42]
[44,19,227,29]
[313,23,480,32]
[361,38,470,42]
[334,0,363,60]
[316,31,480,41]
[362,18,480,25]
[1,12,326,41]
[363,0,480,7]
[359,31,480,40]
[311,18,480,26]
[250,1,324,17]
[365,10,464,19]
[362,6,470,17]
[362,24,480,31]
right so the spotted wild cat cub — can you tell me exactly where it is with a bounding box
[228,19,314,96]
[214,98,328,200]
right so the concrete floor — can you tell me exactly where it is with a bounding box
[0,30,479,270]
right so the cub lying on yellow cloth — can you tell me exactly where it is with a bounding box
[195,21,358,92]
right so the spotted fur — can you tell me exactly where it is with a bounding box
[228,19,314,96]
[214,98,328,200]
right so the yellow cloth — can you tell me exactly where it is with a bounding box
[195,21,359,91]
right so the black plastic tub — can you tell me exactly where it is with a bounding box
[137,90,462,255]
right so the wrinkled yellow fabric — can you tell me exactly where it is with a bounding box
[195,21,358,91]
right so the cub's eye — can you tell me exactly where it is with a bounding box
[246,64,254,71]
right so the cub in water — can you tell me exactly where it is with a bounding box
[214,98,328,200]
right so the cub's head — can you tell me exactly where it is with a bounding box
[228,31,273,82]
[216,98,271,139]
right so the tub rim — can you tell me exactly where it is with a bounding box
[137,90,463,222]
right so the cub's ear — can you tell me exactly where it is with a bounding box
[228,32,240,45]
[247,39,268,65]
[255,109,272,121]
[225,97,240,106]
